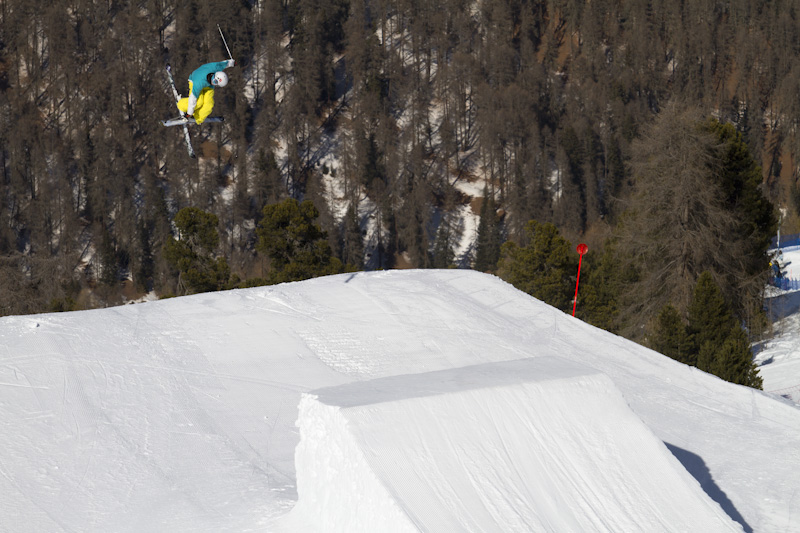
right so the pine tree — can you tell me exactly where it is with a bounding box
[710,327,763,389]
[616,108,776,339]
[615,105,736,332]
[651,304,692,365]
[256,199,346,284]
[163,208,230,295]
[702,118,777,333]
[474,185,502,272]
[98,226,120,287]
[341,202,365,269]
[687,272,762,389]
[431,216,455,268]
[577,245,622,332]
[687,272,737,369]
[497,220,577,312]
[136,220,155,293]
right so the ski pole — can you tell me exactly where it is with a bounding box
[218,25,233,61]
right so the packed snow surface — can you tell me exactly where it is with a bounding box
[1,270,799,532]
[281,358,739,532]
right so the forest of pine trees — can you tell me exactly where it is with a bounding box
[2,0,796,387]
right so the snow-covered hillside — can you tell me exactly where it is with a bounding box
[1,270,798,532]
[758,245,800,404]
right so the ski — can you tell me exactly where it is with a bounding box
[161,116,224,127]
[164,64,196,159]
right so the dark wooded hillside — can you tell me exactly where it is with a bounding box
[0,0,793,321]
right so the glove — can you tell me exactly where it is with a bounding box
[227,59,235,68]
[183,112,193,121]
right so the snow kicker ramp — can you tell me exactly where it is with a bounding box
[282,357,739,532]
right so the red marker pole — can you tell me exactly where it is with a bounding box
[572,243,588,317]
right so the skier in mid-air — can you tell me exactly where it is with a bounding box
[176,59,235,124]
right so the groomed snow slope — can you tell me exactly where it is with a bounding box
[0,270,798,532]
[282,358,739,532]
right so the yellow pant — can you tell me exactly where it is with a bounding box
[177,81,215,124]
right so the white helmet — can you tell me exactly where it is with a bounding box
[212,71,228,87]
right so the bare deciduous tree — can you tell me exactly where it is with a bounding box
[615,104,752,336]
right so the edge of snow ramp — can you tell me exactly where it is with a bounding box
[278,357,741,532]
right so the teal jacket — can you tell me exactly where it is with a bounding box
[188,60,233,97]
[186,60,234,115]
